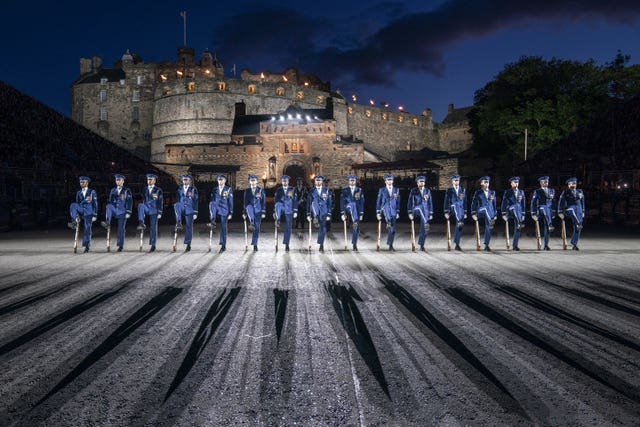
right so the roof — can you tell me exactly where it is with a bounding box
[75,68,126,84]
[352,159,443,171]
[442,106,473,125]
[231,105,333,135]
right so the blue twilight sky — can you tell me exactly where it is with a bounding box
[2,0,640,122]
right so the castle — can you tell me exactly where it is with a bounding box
[71,48,472,189]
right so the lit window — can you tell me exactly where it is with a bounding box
[348,106,353,115]
[132,90,140,102]
[276,87,284,96]
[187,82,195,92]
[217,82,226,91]
[316,96,323,105]
[291,142,298,152]
[100,107,108,121]
[397,115,403,123]
[119,79,125,86]
[296,91,304,100]
[100,77,108,85]
[163,87,171,96]
[382,112,388,120]
[99,90,107,102]
[132,106,139,121]
[136,75,144,85]
[365,110,371,118]
[248,85,256,94]
[412,117,418,125]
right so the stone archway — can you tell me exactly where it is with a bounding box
[283,161,307,186]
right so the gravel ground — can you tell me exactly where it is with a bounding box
[0,223,639,426]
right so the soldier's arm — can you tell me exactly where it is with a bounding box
[157,189,164,215]
[193,188,199,214]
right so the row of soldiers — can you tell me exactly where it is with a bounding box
[67,172,584,253]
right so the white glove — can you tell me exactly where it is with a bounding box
[444,213,450,219]
[376,214,382,221]
[261,214,266,219]
[293,213,297,218]
[558,213,564,219]
[464,214,467,219]
[158,214,162,219]
[242,214,246,220]
[408,213,414,220]
[429,215,433,221]
[326,216,331,221]
[125,214,130,219]
[359,216,363,221]
[472,214,477,221]
[307,215,312,222]
[531,215,538,221]
[341,214,346,221]
[193,215,197,220]
[227,215,232,220]
[92,216,97,222]
[502,214,508,221]
[396,214,400,219]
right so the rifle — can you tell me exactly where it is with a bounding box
[376,219,382,251]
[172,224,178,252]
[343,216,348,250]
[308,216,312,252]
[534,217,542,250]
[410,217,416,252]
[474,218,481,251]
[208,224,213,252]
[561,217,567,250]
[106,224,111,252]
[445,217,452,251]
[139,226,144,252]
[504,217,511,250]
[244,216,249,251]
[275,218,279,252]
[73,216,80,253]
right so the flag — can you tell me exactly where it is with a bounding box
[180,11,186,18]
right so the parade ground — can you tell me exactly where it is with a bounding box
[1,224,639,426]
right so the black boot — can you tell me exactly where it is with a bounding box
[353,244,358,252]
[319,244,324,252]
[117,246,123,252]
[150,245,156,252]
[455,244,462,251]
[285,244,290,252]
[219,245,226,253]
[185,244,191,252]
[136,222,146,230]
[253,245,258,252]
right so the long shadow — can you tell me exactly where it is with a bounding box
[274,288,288,343]
[0,281,132,356]
[446,287,640,404]
[531,275,640,318]
[379,276,513,399]
[496,285,640,354]
[325,280,390,398]
[36,286,183,406]
[164,287,241,401]
[566,274,640,307]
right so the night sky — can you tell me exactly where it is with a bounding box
[2,0,640,122]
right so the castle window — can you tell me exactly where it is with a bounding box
[397,115,404,123]
[291,142,298,152]
[348,106,353,115]
[100,77,108,85]
[132,90,140,102]
[365,110,371,118]
[316,96,323,105]
[136,75,144,85]
[163,87,171,96]
[412,117,418,125]
[276,87,284,96]
[132,106,139,121]
[382,112,388,120]
[187,82,195,92]
[296,91,304,100]
[248,85,256,94]
[119,79,126,86]
[217,82,226,91]
[99,90,107,102]
[100,107,108,121]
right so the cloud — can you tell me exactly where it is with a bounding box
[212,0,640,88]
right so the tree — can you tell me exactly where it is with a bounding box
[469,56,616,167]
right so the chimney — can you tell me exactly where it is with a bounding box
[80,58,92,75]
[448,103,454,114]
[92,56,103,74]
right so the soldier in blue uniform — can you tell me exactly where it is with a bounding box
[294,177,307,229]
[501,176,526,251]
[68,176,98,252]
[340,175,364,251]
[137,173,163,252]
[244,174,266,251]
[174,174,198,252]
[376,173,401,251]
[558,177,585,250]
[443,174,467,251]
[307,175,332,252]
[208,174,233,252]
[470,176,497,251]
[101,174,133,252]
[531,176,555,250]
[407,176,433,251]
[274,175,298,252]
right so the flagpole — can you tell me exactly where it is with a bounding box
[183,11,187,46]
